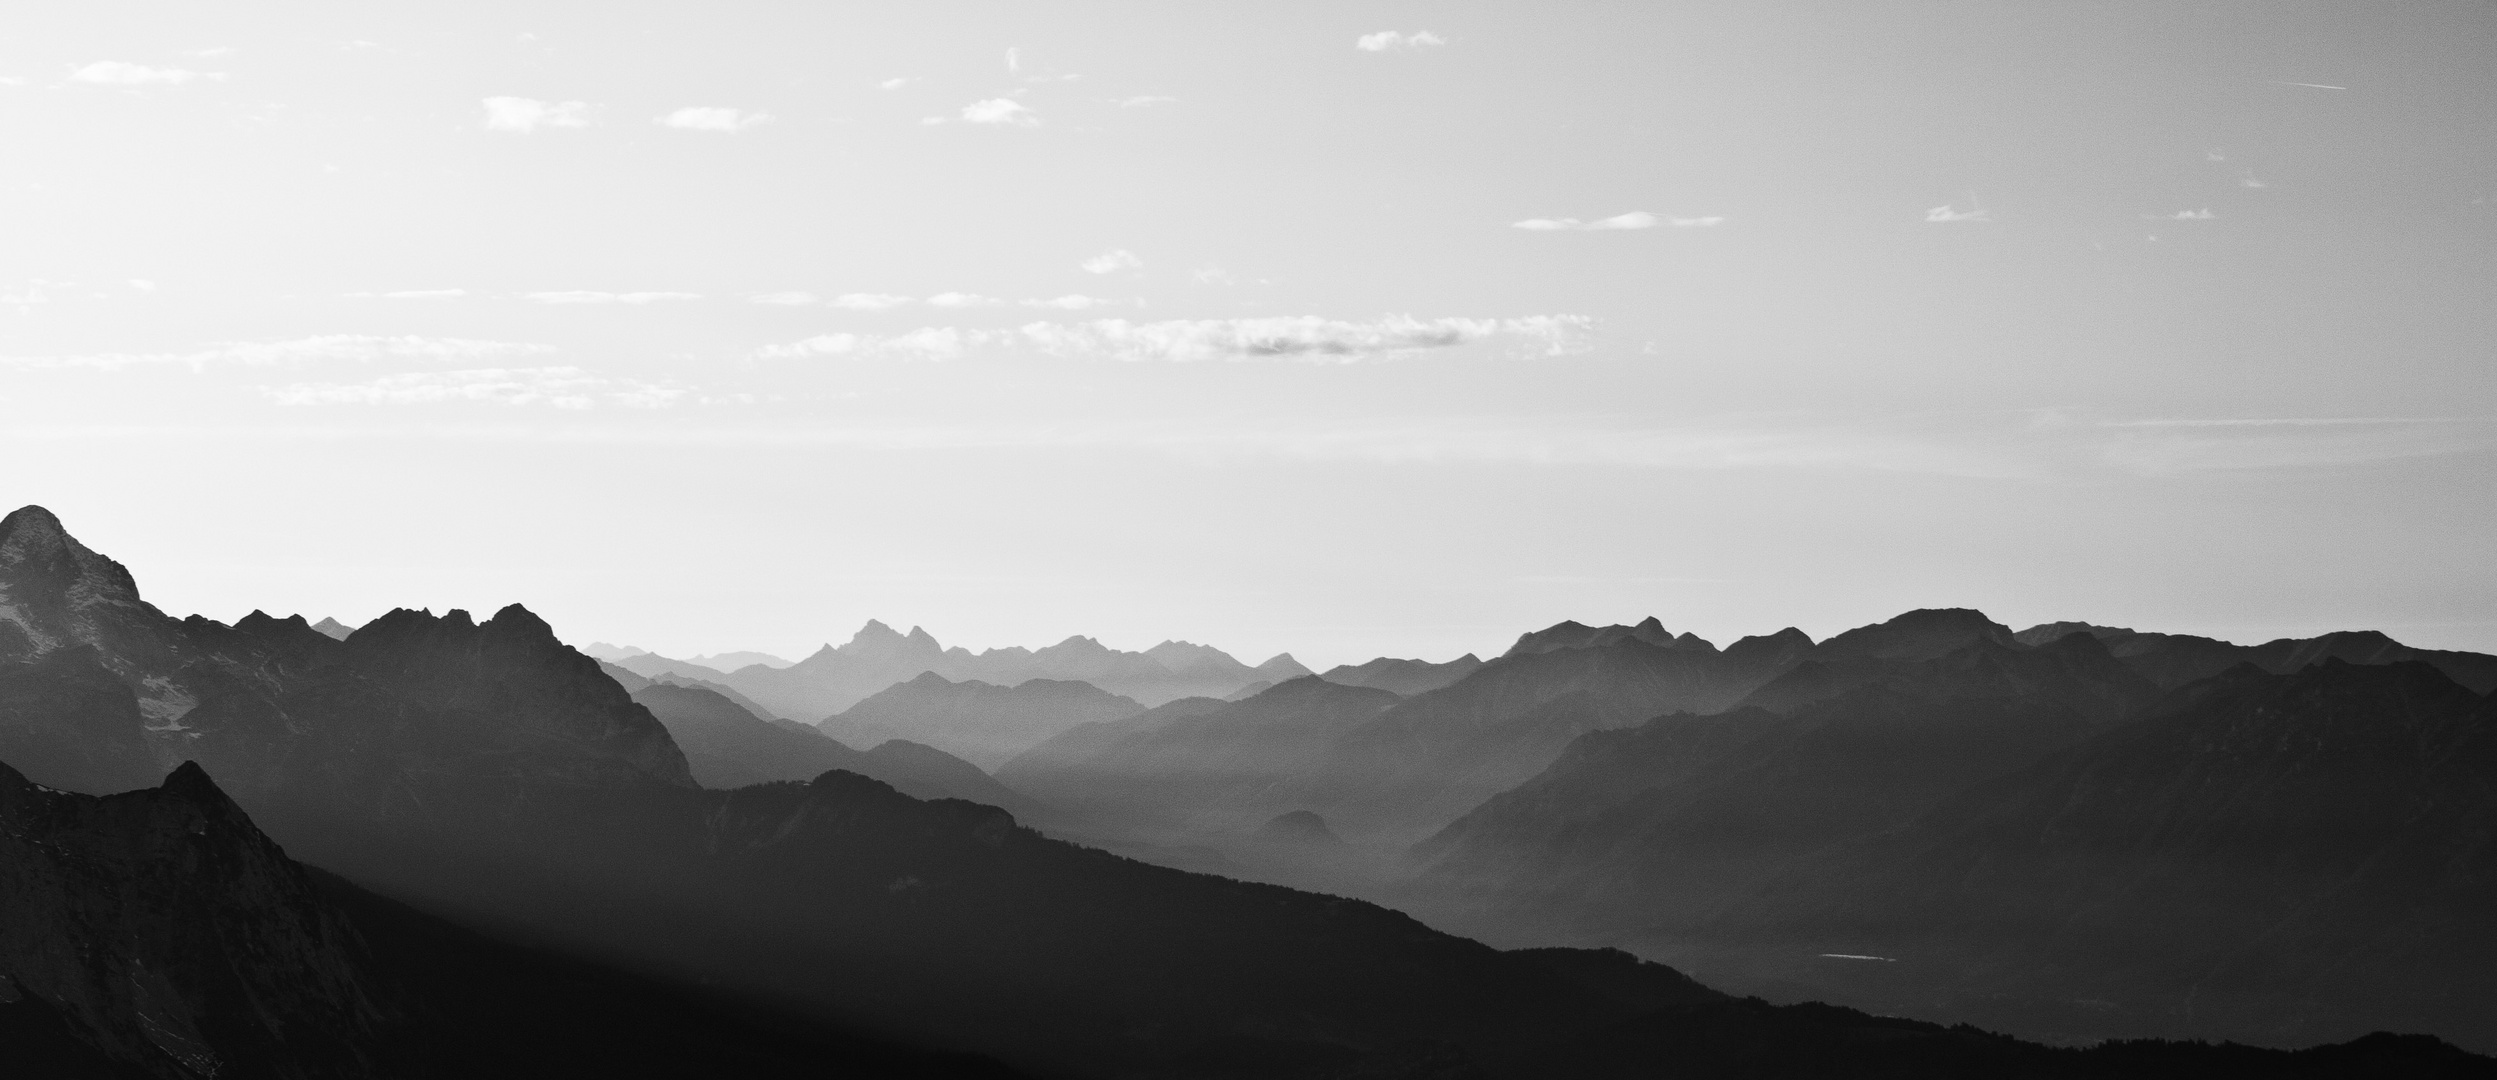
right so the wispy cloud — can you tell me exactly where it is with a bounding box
[1,335,553,371]
[2272,81,2348,91]
[960,98,1036,126]
[482,96,592,132]
[1356,30,1446,52]
[657,106,771,132]
[522,290,700,305]
[72,61,218,86]
[2240,172,2269,189]
[1020,315,1593,363]
[754,315,1591,365]
[2162,208,2215,220]
[1512,212,1722,231]
[1116,95,1177,108]
[830,293,914,311]
[878,77,915,91]
[345,289,467,300]
[1925,204,1989,223]
[749,291,818,305]
[264,366,688,410]
[927,292,1005,308]
[2085,416,2485,475]
[1082,249,1143,274]
[757,327,997,362]
[127,279,157,293]
[1024,295,1117,310]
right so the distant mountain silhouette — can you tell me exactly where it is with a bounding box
[1406,630,2159,944]
[2017,620,2497,693]
[1258,809,1345,846]
[1002,676,1401,836]
[1321,652,1484,695]
[630,680,1028,811]
[1698,658,2497,1050]
[696,620,1299,718]
[311,616,353,641]
[824,671,1145,770]
[7,505,2493,1070]
[1008,620,1818,845]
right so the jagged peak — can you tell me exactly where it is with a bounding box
[0,504,145,608]
[485,602,555,640]
[158,760,240,812]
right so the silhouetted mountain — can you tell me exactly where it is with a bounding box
[1321,652,1484,695]
[824,672,1145,770]
[1221,679,1271,700]
[688,649,793,670]
[1406,632,2159,946]
[1258,809,1345,846]
[631,680,1025,810]
[1002,676,1401,835]
[0,758,387,1078]
[711,621,1288,717]
[312,616,354,641]
[1698,658,2497,1051]
[2018,621,2497,693]
[1003,619,1827,846]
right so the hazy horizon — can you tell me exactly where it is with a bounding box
[6,3,2493,668]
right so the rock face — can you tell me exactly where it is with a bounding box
[0,759,387,1079]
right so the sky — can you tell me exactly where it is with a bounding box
[2,2,2493,669]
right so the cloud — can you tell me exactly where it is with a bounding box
[1082,249,1143,274]
[192,47,237,58]
[1005,47,1020,74]
[482,96,592,133]
[343,288,466,300]
[1116,95,1177,108]
[1,335,554,371]
[1356,30,1446,52]
[1024,295,1116,310]
[755,314,1591,364]
[1192,266,1237,286]
[2241,173,2269,189]
[960,98,1036,126]
[522,291,700,304]
[756,327,1003,362]
[2083,416,2485,475]
[2166,208,2215,220]
[878,77,914,90]
[264,366,689,410]
[71,61,216,85]
[127,279,156,293]
[1512,212,1722,231]
[657,106,771,132]
[1925,204,1989,223]
[1020,314,1593,363]
[830,293,913,310]
[927,292,1005,308]
[749,291,818,305]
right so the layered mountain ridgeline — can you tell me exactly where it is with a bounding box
[822,672,1146,770]
[1405,627,2162,942]
[5,761,2483,1080]
[639,619,1310,719]
[1695,659,2497,1051]
[0,756,1026,1079]
[1319,652,1483,696]
[1403,610,2497,1051]
[629,679,1031,812]
[1003,617,1818,846]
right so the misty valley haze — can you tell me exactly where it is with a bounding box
[7,3,2496,1077]
[2,503,2494,1078]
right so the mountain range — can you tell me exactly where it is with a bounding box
[821,671,1146,770]
[4,502,2492,1072]
[611,620,1310,718]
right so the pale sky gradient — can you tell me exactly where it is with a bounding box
[4,3,2493,668]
